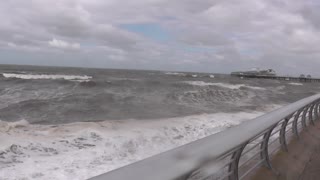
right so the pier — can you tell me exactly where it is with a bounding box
[231,74,320,83]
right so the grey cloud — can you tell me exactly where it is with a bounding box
[0,0,320,76]
[300,3,320,29]
[93,25,142,51]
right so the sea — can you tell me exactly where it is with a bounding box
[0,64,319,180]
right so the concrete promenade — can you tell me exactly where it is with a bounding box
[248,122,320,180]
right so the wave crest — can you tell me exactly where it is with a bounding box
[2,73,92,82]
[0,119,29,132]
[0,110,276,179]
[184,81,266,90]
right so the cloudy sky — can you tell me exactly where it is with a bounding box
[1,0,320,75]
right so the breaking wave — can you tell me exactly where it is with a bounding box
[2,73,92,82]
[165,72,186,76]
[0,105,280,180]
[288,82,303,86]
[184,81,266,90]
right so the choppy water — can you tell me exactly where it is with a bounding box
[0,64,320,180]
[0,64,318,124]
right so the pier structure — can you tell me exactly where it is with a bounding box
[231,74,320,82]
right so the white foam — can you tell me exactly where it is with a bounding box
[71,79,92,82]
[209,75,215,78]
[246,86,266,90]
[288,82,303,86]
[2,73,92,81]
[0,105,281,180]
[165,72,186,76]
[184,81,266,90]
[0,119,29,132]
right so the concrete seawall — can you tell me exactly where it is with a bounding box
[248,122,320,180]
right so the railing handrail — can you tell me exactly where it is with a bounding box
[89,94,320,180]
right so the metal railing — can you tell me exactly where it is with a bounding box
[89,94,320,180]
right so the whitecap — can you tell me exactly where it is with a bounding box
[288,82,303,86]
[0,105,281,180]
[164,72,186,76]
[0,119,29,132]
[184,81,265,90]
[2,73,92,81]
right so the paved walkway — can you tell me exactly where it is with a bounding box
[248,122,320,180]
[299,126,320,180]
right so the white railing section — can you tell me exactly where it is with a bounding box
[89,94,320,180]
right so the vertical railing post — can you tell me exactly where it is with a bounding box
[228,144,247,180]
[279,115,292,152]
[301,105,311,129]
[314,102,320,121]
[316,101,320,120]
[260,124,277,171]
[309,103,316,126]
[292,108,304,139]
[312,103,317,121]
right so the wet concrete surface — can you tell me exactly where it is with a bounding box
[248,121,320,180]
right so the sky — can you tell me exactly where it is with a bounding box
[1,0,320,75]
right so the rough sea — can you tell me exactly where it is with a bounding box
[0,64,319,180]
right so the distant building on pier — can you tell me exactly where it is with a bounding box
[231,68,276,77]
